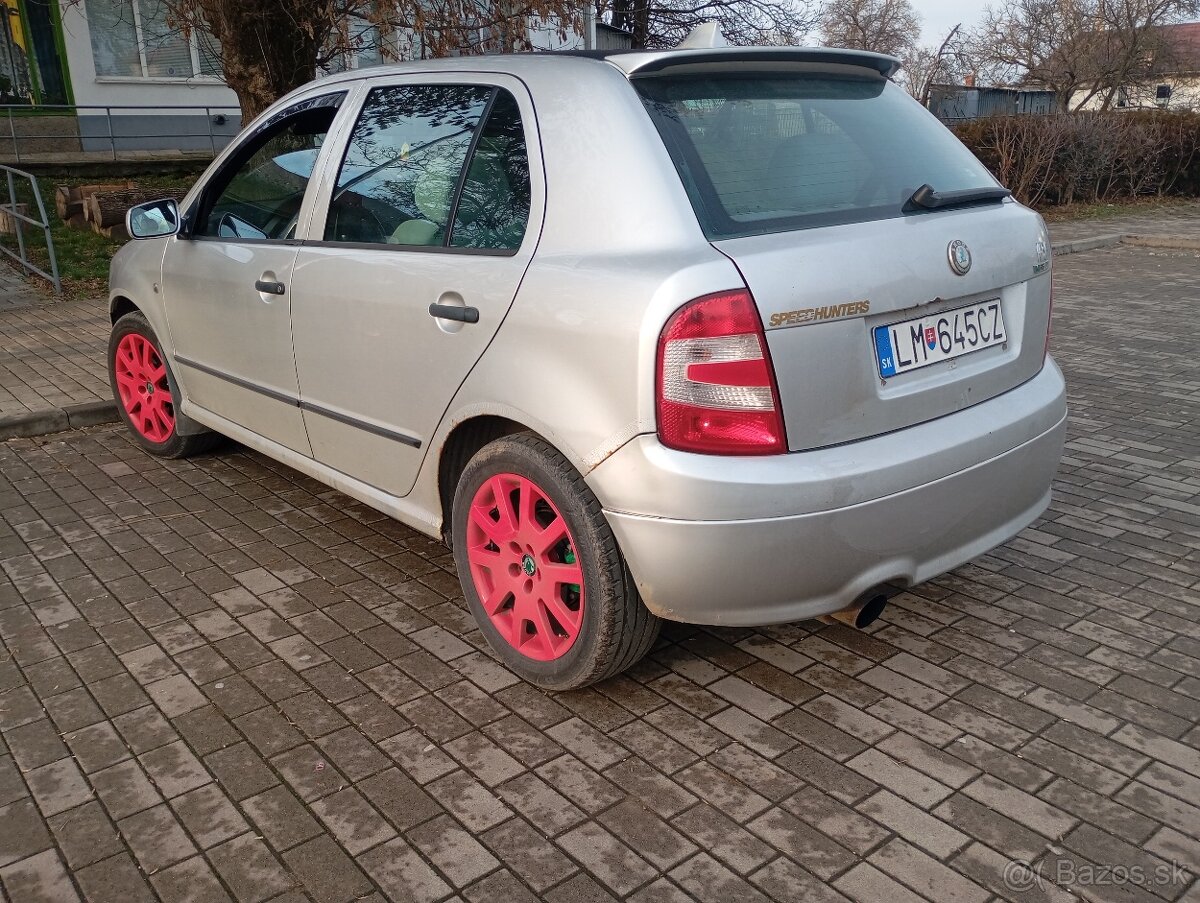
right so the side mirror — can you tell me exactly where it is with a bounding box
[126,199,181,240]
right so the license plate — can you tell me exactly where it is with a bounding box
[874,300,1006,378]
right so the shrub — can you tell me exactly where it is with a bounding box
[953,111,1200,208]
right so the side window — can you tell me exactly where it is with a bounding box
[324,85,493,246]
[450,90,531,252]
[197,97,341,241]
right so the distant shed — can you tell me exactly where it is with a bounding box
[595,22,634,51]
[929,85,1059,122]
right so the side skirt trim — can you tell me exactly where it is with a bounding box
[174,354,422,449]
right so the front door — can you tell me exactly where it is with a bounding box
[290,77,541,496]
[163,93,348,454]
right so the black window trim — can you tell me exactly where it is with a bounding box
[445,88,498,249]
[184,92,347,243]
[297,239,515,257]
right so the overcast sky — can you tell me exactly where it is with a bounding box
[909,1,1200,44]
[911,0,986,45]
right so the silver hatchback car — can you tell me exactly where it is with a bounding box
[109,44,1067,689]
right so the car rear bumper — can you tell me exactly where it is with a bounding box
[589,360,1067,626]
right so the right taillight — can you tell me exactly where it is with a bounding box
[655,289,787,455]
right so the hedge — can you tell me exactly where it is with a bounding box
[953,111,1200,208]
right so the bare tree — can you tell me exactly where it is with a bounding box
[972,0,1199,112]
[71,0,583,125]
[819,0,920,58]
[902,23,975,105]
[604,0,820,49]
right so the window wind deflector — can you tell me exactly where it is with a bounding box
[907,184,1011,211]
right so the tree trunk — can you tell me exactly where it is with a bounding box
[193,0,325,127]
[630,0,650,48]
[55,186,77,221]
[60,182,133,222]
[610,0,630,36]
[89,190,158,229]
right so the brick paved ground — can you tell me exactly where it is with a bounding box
[0,245,1198,903]
[0,268,109,419]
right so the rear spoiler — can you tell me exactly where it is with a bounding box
[596,47,902,79]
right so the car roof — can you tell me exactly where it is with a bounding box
[315,45,901,87]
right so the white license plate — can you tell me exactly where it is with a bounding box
[874,300,1006,378]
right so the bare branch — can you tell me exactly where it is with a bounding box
[820,0,920,57]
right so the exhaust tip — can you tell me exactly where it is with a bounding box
[818,592,889,630]
[853,594,888,629]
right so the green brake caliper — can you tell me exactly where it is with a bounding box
[564,546,581,599]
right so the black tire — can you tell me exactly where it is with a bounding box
[452,433,660,690]
[108,311,220,459]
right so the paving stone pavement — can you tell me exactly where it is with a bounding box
[0,246,1198,903]
[0,268,109,420]
[1047,201,1200,245]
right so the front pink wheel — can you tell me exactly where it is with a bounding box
[107,311,218,458]
[113,332,175,444]
[452,433,660,689]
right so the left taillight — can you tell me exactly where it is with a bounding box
[655,289,787,456]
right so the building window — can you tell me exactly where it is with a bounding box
[86,0,222,79]
[1156,84,1172,108]
[322,14,386,73]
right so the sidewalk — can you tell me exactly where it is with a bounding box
[2,201,1199,438]
[1048,200,1200,247]
[0,268,113,433]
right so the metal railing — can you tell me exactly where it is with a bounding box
[1,104,242,162]
[0,164,61,293]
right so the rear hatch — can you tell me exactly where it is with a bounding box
[634,64,1052,452]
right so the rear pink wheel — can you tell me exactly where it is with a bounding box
[113,333,175,443]
[465,473,584,662]
[452,434,660,690]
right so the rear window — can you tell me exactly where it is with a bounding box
[635,73,999,240]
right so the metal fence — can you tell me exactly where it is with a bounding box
[1,104,243,162]
[0,164,60,293]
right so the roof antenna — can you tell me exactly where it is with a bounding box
[677,21,729,49]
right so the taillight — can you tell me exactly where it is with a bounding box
[656,289,787,455]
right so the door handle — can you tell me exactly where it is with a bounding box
[255,280,286,295]
[428,303,479,324]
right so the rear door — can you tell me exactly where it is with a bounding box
[290,75,542,496]
[636,71,1052,451]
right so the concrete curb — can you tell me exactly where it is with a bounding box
[0,400,119,441]
[1123,233,1200,252]
[1051,232,1200,257]
[1051,234,1126,256]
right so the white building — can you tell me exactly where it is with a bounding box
[1,0,624,155]
[1072,22,1200,112]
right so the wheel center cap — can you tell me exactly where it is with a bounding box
[145,381,154,395]
[521,554,536,577]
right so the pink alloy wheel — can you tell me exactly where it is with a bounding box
[465,473,585,661]
[113,333,175,443]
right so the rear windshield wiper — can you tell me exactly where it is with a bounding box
[907,184,1011,211]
